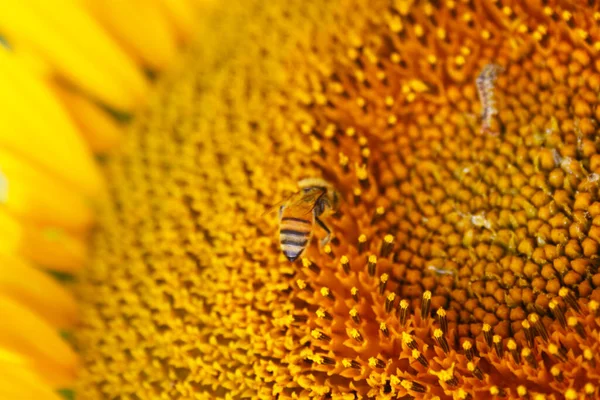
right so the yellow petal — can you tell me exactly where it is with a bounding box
[0,295,78,388]
[0,211,22,256]
[10,47,52,78]
[0,345,72,391]
[52,85,122,153]
[0,49,104,197]
[0,360,63,400]
[157,0,196,42]
[0,211,87,273]
[0,254,78,328]
[0,149,94,231]
[0,347,27,365]
[84,0,178,70]
[0,0,147,110]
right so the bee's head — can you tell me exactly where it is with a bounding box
[298,177,340,210]
[298,177,330,191]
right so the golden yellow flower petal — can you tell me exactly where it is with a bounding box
[0,49,104,196]
[0,211,25,255]
[0,355,63,400]
[52,85,122,153]
[0,0,147,111]
[9,46,53,78]
[0,254,78,329]
[0,1,203,398]
[0,149,93,231]
[83,0,178,71]
[155,0,197,41]
[0,211,87,273]
[0,295,77,387]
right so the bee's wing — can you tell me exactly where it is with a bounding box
[283,189,325,216]
[261,192,302,217]
[262,189,324,217]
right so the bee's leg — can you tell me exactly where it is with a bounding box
[316,217,331,247]
[314,199,325,218]
[279,206,284,220]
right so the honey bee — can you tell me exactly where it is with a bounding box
[270,178,340,262]
[476,63,503,134]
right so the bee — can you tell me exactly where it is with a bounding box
[270,178,340,262]
[426,265,456,276]
[475,63,503,134]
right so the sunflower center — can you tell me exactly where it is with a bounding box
[77,1,600,398]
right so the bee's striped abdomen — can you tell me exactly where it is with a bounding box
[279,216,312,261]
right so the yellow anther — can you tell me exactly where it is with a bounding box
[349,328,362,341]
[414,24,424,37]
[585,383,595,395]
[565,389,577,400]
[408,79,429,93]
[356,164,368,180]
[389,17,403,33]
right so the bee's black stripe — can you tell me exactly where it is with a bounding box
[280,229,309,237]
[281,217,311,224]
[281,239,308,246]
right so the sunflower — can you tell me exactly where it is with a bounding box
[4,0,600,399]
